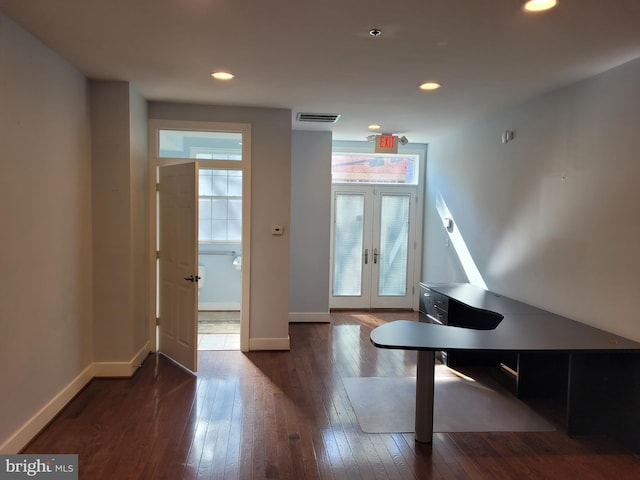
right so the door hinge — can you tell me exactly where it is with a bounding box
[155,317,160,326]
[156,250,160,260]
[155,183,160,192]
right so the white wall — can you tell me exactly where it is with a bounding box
[130,86,150,350]
[149,102,291,344]
[91,81,149,363]
[289,131,332,318]
[0,13,93,448]
[424,57,640,341]
[198,243,242,310]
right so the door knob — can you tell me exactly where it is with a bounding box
[184,275,201,282]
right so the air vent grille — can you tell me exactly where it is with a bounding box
[296,112,341,123]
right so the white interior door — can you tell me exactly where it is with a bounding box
[158,162,198,371]
[330,185,416,309]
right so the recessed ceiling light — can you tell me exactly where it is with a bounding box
[211,71,234,80]
[419,82,441,91]
[368,124,381,130]
[523,0,557,12]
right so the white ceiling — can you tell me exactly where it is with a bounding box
[2,0,640,143]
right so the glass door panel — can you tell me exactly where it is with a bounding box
[332,193,366,297]
[377,194,410,296]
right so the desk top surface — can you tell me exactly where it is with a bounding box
[371,283,640,352]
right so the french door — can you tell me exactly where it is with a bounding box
[330,185,417,309]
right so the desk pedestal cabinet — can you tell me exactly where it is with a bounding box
[419,283,517,368]
[522,351,640,441]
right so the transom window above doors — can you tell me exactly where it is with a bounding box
[331,152,419,185]
[158,129,242,160]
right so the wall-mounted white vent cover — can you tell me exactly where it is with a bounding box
[296,112,341,123]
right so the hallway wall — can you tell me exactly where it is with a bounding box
[90,80,149,365]
[0,13,93,450]
[289,131,332,318]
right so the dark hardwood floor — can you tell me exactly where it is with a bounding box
[23,311,640,479]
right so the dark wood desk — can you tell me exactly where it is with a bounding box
[371,283,640,445]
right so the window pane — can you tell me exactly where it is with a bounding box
[332,194,364,296]
[199,219,212,241]
[211,220,227,241]
[199,199,212,219]
[212,173,228,196]
[228,219,242,240]
[378,194,409,296]
[211,199,227,219]
[228,175,242,196]
[159,130,242,160]
[228,199,242,220]
[199,172,213,196]
[331,153,418,184]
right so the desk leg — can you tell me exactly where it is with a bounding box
[415,350,435,443]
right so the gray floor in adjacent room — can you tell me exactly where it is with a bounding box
[198,311,240,351]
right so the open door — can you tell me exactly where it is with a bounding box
[158,162,198,372]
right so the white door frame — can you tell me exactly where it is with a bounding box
[148,119,252,353]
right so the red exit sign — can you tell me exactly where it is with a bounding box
[375,134,398,154]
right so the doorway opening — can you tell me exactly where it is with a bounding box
[197,168,242,351]
[149,120,252,372]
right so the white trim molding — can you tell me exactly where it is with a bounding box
[288,312,331,323]
[1,345,151,453]
[0,365,94,454]
[93,343,150,378]
[248,336,290,351]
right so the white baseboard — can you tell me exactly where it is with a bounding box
[131,343,151,369]
[0,364,94,454]
[0,344,151,454]
[93,343,150,377]
[249,336,290,351]
[288,312,331,323]
[198,302,241,311]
